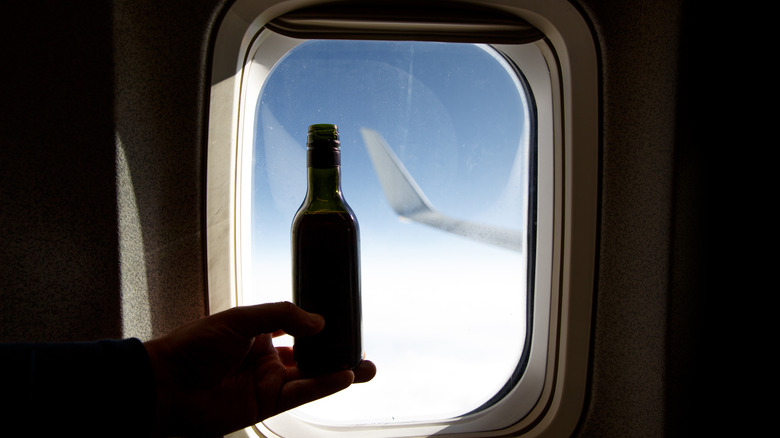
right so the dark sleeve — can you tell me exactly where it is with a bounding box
[0,338,156,437]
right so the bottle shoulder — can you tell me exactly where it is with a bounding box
[294,206,357,221]
[292,209,360,240]
[295,195,355,215]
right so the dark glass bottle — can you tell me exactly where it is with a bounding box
[292,124,363,376]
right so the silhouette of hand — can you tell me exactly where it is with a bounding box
[144,301,376,437]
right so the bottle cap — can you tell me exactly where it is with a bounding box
[307,124,340,147]
[307,124,341,167]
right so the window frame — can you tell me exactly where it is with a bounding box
[206,1,599,437]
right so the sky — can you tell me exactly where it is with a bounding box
[242,39,532,425]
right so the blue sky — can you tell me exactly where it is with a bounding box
[245,39,531,423]
[252,40,528,246]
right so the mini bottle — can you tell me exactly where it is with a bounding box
[292,123,363,376]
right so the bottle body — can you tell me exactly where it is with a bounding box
[291,124,363,376]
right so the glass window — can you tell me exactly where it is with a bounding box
[240,38,533,425]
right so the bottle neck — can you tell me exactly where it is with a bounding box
[306,166,344,206]
[304,124,344,210]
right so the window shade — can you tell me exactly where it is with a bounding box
[266,0,544,44]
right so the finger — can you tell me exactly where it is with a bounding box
[249,333,276,357]
[275,346,296,367]
[282,359,375,385]
[217,302,325,339]
[353,360,377,383]
[275,371,355,415]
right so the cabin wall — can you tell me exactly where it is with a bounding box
[1,2,122,341]
[110,0,229,339]
[0,0,226,341]
[0,0,699,436]
[573,0,686,436]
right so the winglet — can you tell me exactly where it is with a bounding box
[360,128,523,252]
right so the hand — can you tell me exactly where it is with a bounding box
[143,301,376,437]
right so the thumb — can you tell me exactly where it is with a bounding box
[216,302,324,339]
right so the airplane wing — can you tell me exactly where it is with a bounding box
[360,128,523,252]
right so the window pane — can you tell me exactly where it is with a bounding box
[244,39,531,425]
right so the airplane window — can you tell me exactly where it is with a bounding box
[240,38,533,425]
[209,1,599,435]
